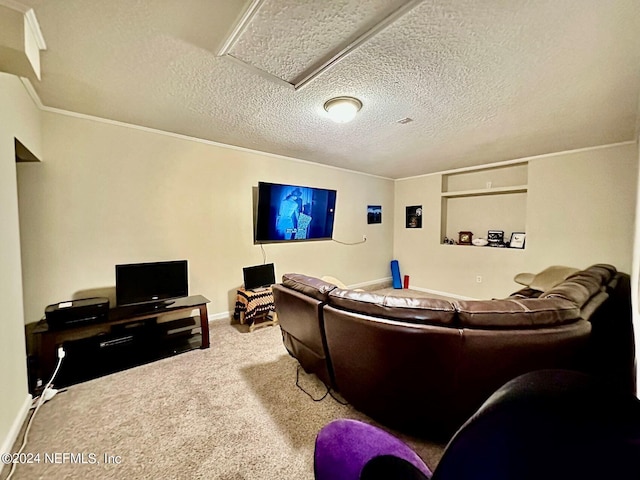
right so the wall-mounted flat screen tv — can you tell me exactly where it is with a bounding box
[255,182,337,243]
[116,260,188,306]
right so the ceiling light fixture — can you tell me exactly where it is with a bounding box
[323,97,362,123]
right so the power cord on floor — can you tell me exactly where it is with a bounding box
[5,346,65,480]
[328,389,349,406]
[295,365,330,401]
[294,365,349,406]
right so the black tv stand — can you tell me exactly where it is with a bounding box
[32,295,210,388]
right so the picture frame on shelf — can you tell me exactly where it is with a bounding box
[458,231,473,245]
[487,230,504,246]
[509,232,526,249]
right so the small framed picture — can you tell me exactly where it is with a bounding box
[487,230,504,246]
[406,205,422,228]
[509,232,526,249]
[458,231,473,245]
[367,205,382,224]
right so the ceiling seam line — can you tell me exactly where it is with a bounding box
[293,0,425,91]
[217,0,267,56]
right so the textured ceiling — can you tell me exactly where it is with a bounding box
[17,0,640,178]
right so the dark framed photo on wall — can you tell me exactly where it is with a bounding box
[367,205,382,224]
[406,205,422,228]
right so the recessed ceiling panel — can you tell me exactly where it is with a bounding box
[228,0,410,84]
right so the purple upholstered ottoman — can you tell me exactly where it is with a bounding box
[314,419,432,480]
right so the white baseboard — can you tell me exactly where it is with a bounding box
[208,311,231,323]
[409,286,476,300]
[348,277,393,290]
[346,278,473,300]
[0,393,32,461]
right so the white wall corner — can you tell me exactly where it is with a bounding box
[19,76,44,109]
[0,393,31,459]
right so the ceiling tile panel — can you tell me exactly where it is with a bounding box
[227,0,411,83]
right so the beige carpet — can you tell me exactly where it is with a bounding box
[4,321,445,479]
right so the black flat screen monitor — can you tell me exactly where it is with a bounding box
[116,260,188,306]
[243,263,276,291]
[255,182,337,243]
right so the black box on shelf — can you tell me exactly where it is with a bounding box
[45,297,109,329]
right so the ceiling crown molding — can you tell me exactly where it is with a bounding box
[24,8,47,50]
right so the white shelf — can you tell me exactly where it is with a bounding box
[441,185,528,198]
[439,244,525,250]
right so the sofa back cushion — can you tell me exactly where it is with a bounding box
[540,265,615,308]
[455,297,581,328]
[328,289,457,326]
[579,264,616,285]
[540,281,596,308]
[281,273,337,302]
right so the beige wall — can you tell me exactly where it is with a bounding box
[0,73,41,454]
[394,143,638,299]
[17,111,395,324]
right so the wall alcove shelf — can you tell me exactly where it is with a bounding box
[440,184,528,198]
[440,162,528,246]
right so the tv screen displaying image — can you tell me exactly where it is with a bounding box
[116,260,188,306]
[255,182,337,243]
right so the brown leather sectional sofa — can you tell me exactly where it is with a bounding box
[272,264,634,436]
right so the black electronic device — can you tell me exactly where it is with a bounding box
[45,297,109,330]
[115,260,188,306]
[243,263,276,291]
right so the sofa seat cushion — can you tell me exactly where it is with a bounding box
[282,273,338,301]
[328,289,457,326]
[455,298,581,329]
